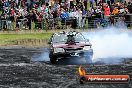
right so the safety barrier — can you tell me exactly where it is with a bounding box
[0,14,132,31]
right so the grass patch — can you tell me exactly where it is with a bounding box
[0,33,52,46]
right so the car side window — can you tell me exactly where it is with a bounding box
[53,34,67,43]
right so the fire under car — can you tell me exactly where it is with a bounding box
[48,31,93,64]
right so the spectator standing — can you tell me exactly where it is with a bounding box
[83,0,87,10]
[60,8,69,24]
[112,7,119,15]
[26,11,33,30]
[35,12,43,30]
[103,4,110,16]
[127,2,132,13]
[82,8,87,28]
[89,0,94,7]
[107,0,111,7]
[95,0,98,6]
[75,9,82,28]
[15,12,23,30]
[111,0,114,4]
[1,13,7,30]
[6,14,13,30]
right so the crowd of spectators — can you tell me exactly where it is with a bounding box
[0,0,132,31]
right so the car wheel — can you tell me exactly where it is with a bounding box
[49,52,57,64]
[50,57,57,64]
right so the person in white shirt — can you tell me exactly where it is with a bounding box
[75,9,82,28]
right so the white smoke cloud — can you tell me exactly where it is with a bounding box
[82,28,132,64]
[32,48,50,62]
[32,28,132,64]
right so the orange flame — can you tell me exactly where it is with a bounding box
[78,65,86,76]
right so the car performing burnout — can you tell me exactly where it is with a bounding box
[48,31,93,64]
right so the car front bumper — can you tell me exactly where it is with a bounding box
[53,49,93,58]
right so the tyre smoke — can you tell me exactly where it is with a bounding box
[32,27,132,64]
[32,48,50,62]
[82,27,132,64]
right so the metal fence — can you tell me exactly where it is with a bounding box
[0,14,132,31]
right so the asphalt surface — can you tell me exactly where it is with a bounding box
[0,47,132,88]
